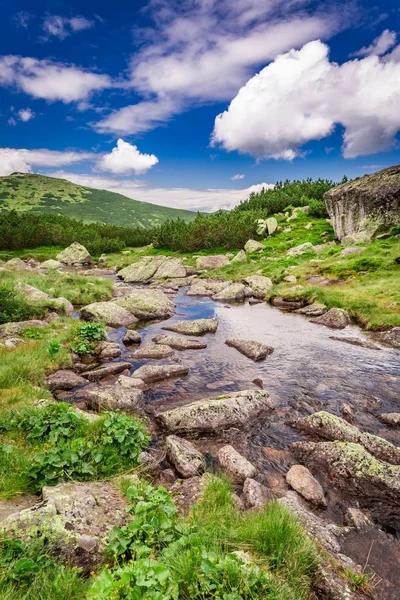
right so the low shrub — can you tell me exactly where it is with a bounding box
[0,283,44,325]
[70,322,106,355]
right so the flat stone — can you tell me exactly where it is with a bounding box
[294,411,400,465]
[271,297,307,311]
[152,334,207,350]
[46,370,86,391]
[225,338,274,361]
[85,385,143,412]
[296,302,327,317]
[169,476,203,514]
[286,465,326,507]
[56,242,92,266]
[195,255,229,270]
[80,302,138,328]
[244,239,264,253]
[115,289,175,320]
[230,250,247,263]
[378,413,400,427]
[243,275,273,298]
[83,361,132,382]
[310,308,351,329]
[132,363,189,384]
[242,478,271,509]
[122,330,142,345]
[132,344,175,359]
[340,247,366,257]
[157,389,274,434]
[213,283,246,302]
[117,375,146,389]
[287,242,315,257]
[329,336,381,350]
[218,445,257,482]
[166,435,204,477]
[162,317,218,336]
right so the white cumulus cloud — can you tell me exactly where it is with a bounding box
[212,39,400,160]
[0,56,111,102]
[231,173,245,180]
[42,15,94,40]
[352,29,397,57]
[18,108,35,122]
[96,139,159,175]
[0,148,94,176]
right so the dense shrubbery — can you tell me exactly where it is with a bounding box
[0,211,153,255]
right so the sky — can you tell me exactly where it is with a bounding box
[0,0,400,212]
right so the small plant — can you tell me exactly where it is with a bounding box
[18,403,85,443]
[48,339,62,359]
[345,569,373,595]
[22,327,44,340]
[71,322,106,355]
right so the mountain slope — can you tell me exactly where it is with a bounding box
[0,173,197,228]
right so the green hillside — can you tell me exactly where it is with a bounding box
[0,173,197,227]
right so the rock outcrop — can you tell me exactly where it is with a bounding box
[213,283,246,302]
[244,239,264,253]
[56,242,92,266]
[324,165,400,241]
[157,389,274,434]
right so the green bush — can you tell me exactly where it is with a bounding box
[0,282,44,324]
[307,198,328,219]
[70,322,106,355]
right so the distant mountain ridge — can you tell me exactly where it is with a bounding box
[0,173,197,228]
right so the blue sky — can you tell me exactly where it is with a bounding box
[1,0,400,211]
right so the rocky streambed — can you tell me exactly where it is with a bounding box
[1,256,400,599]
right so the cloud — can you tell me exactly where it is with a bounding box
[0,148,94,176]
[18,108,35,122]
[96,0,342,134]
[50,171,273,212]
[8,117,16,126]
[96,139,159,174]
[0,56,111,102]
[42,15,94,40]
[231,173,245,180]
[352,29,397,57]
[14,11,32,29]
[212,40,400,160]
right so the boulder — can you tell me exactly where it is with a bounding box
[0,481,131,571]
[340,247,366,257]
[195,255,229,270]
[296,302,327,317]
[213,283,246,302]
[5,257,28,271]
[374,327,400,349]
[132,363,189,384]
[117,375,146,389]
[96,341,122,360]
[157,389,274,434]
[166,435,204,477]
[186,284,214,296]
[152,334,207,350]
[115,289,175,320]
[83,361,132,382]
[117,256,166,282]
[50,297,74,316]
[271,297,307,311]
[285,465,326,507]
[291,440,400,506]
[283,275,297,283]
[310,308,351,329]
[153,258,187,279]
[378,413,400,427]
[0,319,47,337]
[225,338,274,361]
[242,478,271,509]
[243,275,273,298]
[162,317,218,336]
[244,239,264,253]
[15,282,52,302]
[266,217,278,235]
[324,165,400,241]
[294,411,400,465]
[80,301,138,328]
[85,385,143,412]
[56,242,92,266]
[122,330,142,345]
[218,445,257,482]
[287,242,315,257]
[132,344,175,359]
[46,370,86,391]
[41,259,62,270]
[230,250,247,263]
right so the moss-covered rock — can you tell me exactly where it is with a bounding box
[56,242,92,266]
[213,282,246,302]
[115,289,175,320]
[243,275,273,298]
[162,317,218,335]
[118,256,166,282]
[80,301,138,327]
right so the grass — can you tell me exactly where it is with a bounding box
[1,270,113,307]
[0,246,63,262]
[0,173,197,228]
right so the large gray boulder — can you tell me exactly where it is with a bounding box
[115,289,175,320]
[46,370,86,391]
[5,257,28,270]
[310,308,350,329]
[56,242,92,266]
[287,242,315,257]
[213,283,246,302]
[324,165,400,241]
[41,259,62,270]
[132,363,189,384]
[118,256,166,283]
[242,478,271,509]
[166,435,204,477]
[230,250,247,263]
[157,389,274,434]
[196,255,229,271]
[85,385,143,412]
[244,239,264,253]
[132,344,175,359]
[153,258,187,279]
[243,275,273,298]
[15,283,73,315]
[80,302,138,328]
[162,317,218,336]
